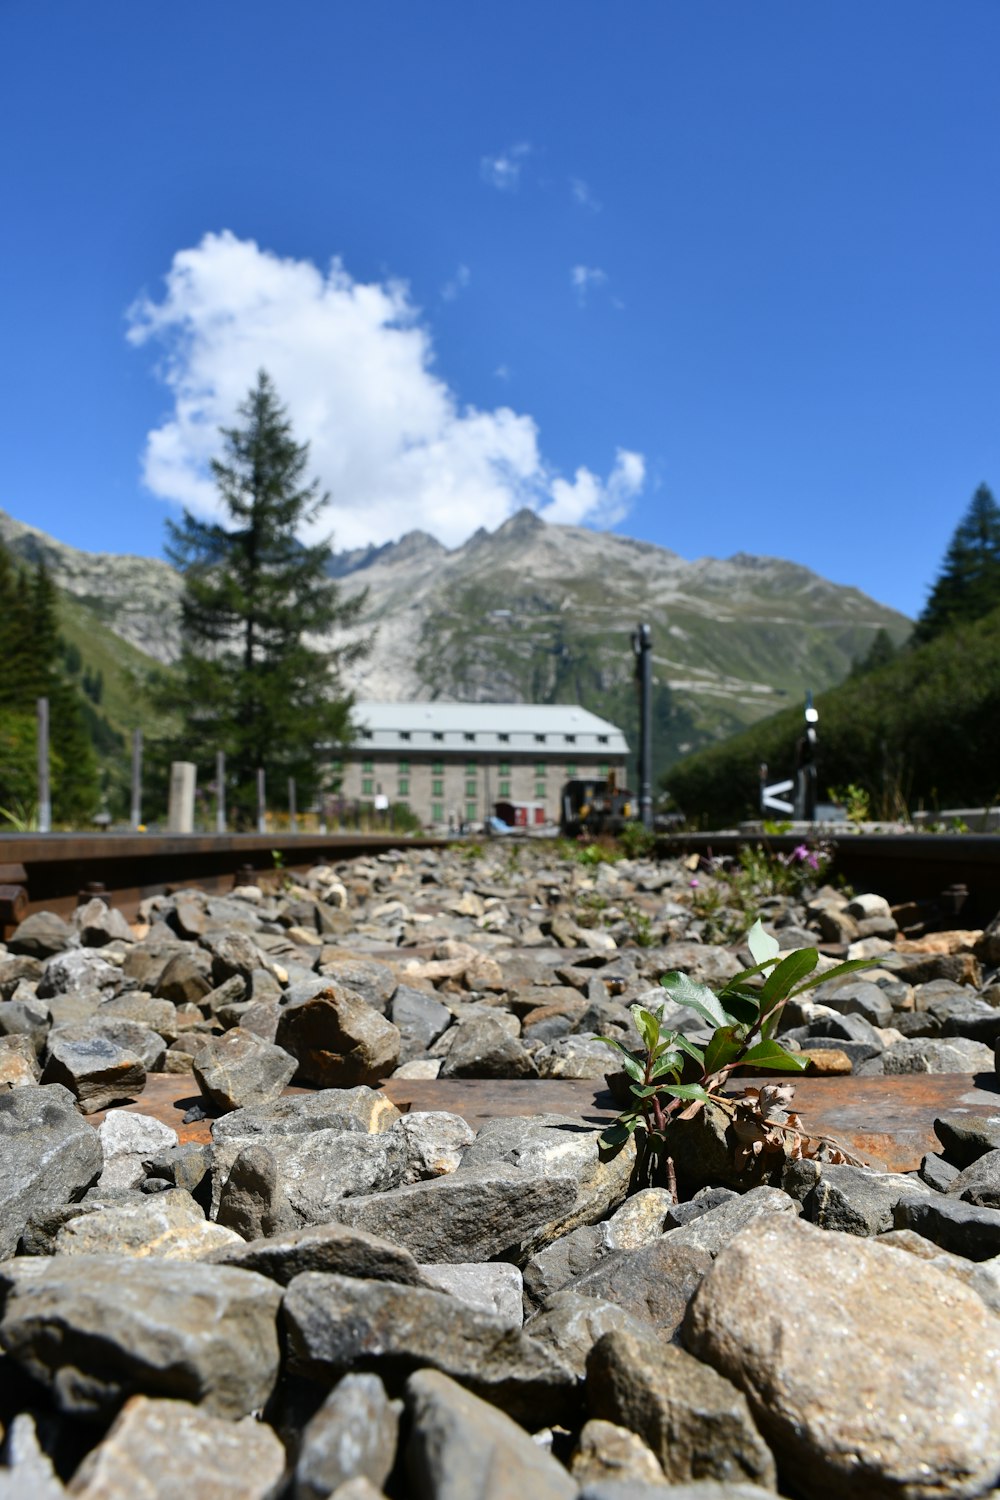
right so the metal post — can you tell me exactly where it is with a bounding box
[794,693,819,822]
[631,624,653,830]
[288,776,297,834]
[130,729,143,831]
[256,768,266,835]
[215,751,226,834]
[36,697,51,833]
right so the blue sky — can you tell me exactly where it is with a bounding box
[2,1,998,620]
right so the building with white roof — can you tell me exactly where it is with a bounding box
[333,702,629,828]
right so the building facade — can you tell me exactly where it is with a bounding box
[334,702,630,828]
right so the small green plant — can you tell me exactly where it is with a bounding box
[462,841,484,860]
[829,783,871,824]
[0,801,38,832]
[619,899,656,948]
[618,821,657,859]
[271,849,286,870]
[761,818,793,835]
[598,920,872,1197]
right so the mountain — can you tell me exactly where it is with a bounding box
[0,506,910,780]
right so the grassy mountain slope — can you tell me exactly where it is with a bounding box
[665,606,1000,825]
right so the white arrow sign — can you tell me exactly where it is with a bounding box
[761,778,794,814]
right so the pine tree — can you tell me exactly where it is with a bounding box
[162,370,368,825]
[913,484,1000,644]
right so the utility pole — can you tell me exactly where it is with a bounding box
[130,729,143,831]
[256,768,266,834]
[288,776,298,834]
[37,697,51,833]
[794,692,819,821]
[215,751,226,834]
[631,623,653,830]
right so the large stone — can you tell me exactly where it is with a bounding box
[38,949,123,999]
[570,1419,666,1489]
[438,1016,538,1079]
[48,1016,166,1071]
[524,1291,656,1379]
[877,1229,1000,1316]
[0,1412,66,1500]
[946,1146,1000,1209]
[893,1193,1000,1260]
[40,1033,145,1113]
[193,1027,297,1112]
[389,985,452,1058]
[295,1374,399,1500]
[418,1263,524,1325]
[67,1396,285,1499]
[568,1235,712,1337]
[0,1254,282,1420]
[210,1220,430,1287]
[276,985,400,1086]
[664,1186,799,1256]
[404,1369,576,1500]
[154,951,213,1005]
[683,1214,1000,1500]
[0,1034,41,1087]
[0,996,51,1055]
[97,992,178,1042]
[53,1189,242,1260]
[7,911,72,959]
[586,1327,775,1489]
[283,1272,577,1427]
[216,1129,408,1239]
[330,1165,578,1264]
[74,898,135,949]
[784,1161,933,1237]
[393,1110,475,1182]
[212,1085,400,1141]
[882,1036,995,1073]
[0,1083,102,1257]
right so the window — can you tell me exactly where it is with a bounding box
[330,759,343,774]
[466,801,477,821]
[398,778,409,796]
[534,733,546,744]
[498,732,510,743]
[599,764,609,778]
[399,731,411,741]
[432,760,444,774]
[362,759,373,773]
[499,780,511,798]
[465,761,477,774]
[432,779,444,797]
[362,778,374,796]
[598,734,608,745]
[535,762,546,776]
[464,732,476,743]
[566,763,577,777]
[535,781,547,798]
[465,779,477,797]
[564,734,576,744]
[432,802,444,822]
[498,761,510,775]
[432,732,444,742]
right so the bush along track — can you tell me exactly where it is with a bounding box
[3,842,1000,1497]
[599,919,875,1195]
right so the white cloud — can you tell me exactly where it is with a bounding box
[546,449,645,527]
[570,177,602,213]
[494,363,511,382]
[126,231,644,550]
[441,264,471,302]
[571,264,608,306]
[480,142,531,191]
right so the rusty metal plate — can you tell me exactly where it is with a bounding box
[84,1071,1000,1172]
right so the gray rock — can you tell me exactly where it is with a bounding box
[0,996,52,1055]
[577,1486,775,1500]
[276,984,401,1086]
[418,1262,524,1325]
[97,991,178,1042]
[295,1374,399,1500]
[0,1082,102,1257]
[883,1036,995,1073]
[683,1214,1000,1500]
[934,1110,1000,1168]
[0,1254,282,1420]
[40,1032,146,1113]
[53,1188,241,1260]
[38,948,123,999]
[193,1026,297,1112]
[404,1368,576,1500]
[586,1326,775,1489]
[524,1224,608,1311]
[154,950,213,1005]
[206,931,262,985]
[438,1015,538,1079]
[0,1033,41,1086]
[48,1015,166,1071]
[210,1219,430,1286]
[320,959,398,1013]
[665,1186,799,1256]
[876,1229,1000,1316]
[67,1395,286,1500]
[893,1193,1000,1259]
[74,898,135,948]
[211,1085,400,1142]
[389,984,452,1058]
[217,1128,407,1239]
[818,980,893,1028]
[7,911,72,959]
[785,1162,933,1236]
[98,1107,178,1161]
[568,1236,713,1338]
[330,1165,578,1264]
[919,1153,960,1192]
[0,1412,66,1500]
[524,1291,653,1379]
[392,1110,475,1182]
[283,1272,577,1427]
[946,1147,1000,1209]
[142,1142,211,1195]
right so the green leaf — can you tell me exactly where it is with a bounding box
[630,1082,669,1099]
[672,1034,705,1065]
[599,1120,638,1147]
[720,992,759,1027]
[631,1005,662,1051]
[650,1050,682,1079]
[619,1053,646,1084]
[703,1024,744,1076]
[727,958,783,986]
[747,918,780,970]
[737,1039,810,1072]
[788,957,878,998]
[660,971,728,1029]
[760,947,818,1008]
[594,1034,631,1055]
[662,1082,713,1104]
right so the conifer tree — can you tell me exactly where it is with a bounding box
[163,370,367,825]
[913,484,1000,644]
